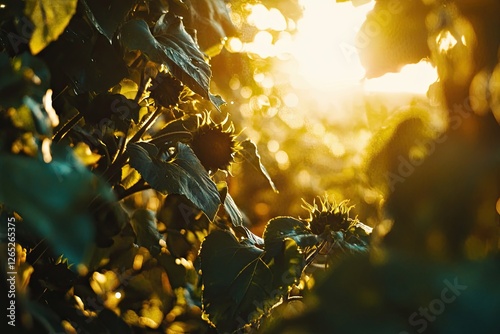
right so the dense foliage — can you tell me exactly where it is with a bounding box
[1,0,499,333]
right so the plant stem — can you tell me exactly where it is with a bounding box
[116,180,151,200]
[103,107,163,183]
[130,106,163,142]
[52,113,83,142]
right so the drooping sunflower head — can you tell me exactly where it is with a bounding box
[302,196,355,235]
[190,113,241,174]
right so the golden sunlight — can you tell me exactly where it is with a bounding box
[289,0,437,95]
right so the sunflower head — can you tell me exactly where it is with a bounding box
[302,196,355,235]
[190,113,240,173]
[149,72,184,108]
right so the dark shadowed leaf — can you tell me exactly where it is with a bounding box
[233,225,264,247]
[130,209,163,256]
[84,93,140,124]
[0,144,114,264]
[128,142,220,220]
[157,253,187,289]
[171,0,237,52]
[69,35,129,93]
[157,194,209,231]
[200,230,275,333]
[81,0,138,42]
[239,139,278,192]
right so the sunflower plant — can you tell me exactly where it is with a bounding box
[0,1,367,333]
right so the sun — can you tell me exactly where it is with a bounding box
[287,0,437,95]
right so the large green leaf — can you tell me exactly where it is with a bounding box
[239,139,278,192]
[37,17,128,94]
[81,0,138,42]
[200,230,275,333]
[201,228,309,333]
[262,217,318,291]
[127,142,220,220]
[24,0,78,54]
[0,144,114,264]
[120,14,224,109]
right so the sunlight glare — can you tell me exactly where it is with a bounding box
[437,30,458,52]
[288,0,438,95]
[289,0,374,90]
[363,61,438,94]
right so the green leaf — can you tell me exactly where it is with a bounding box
[127,142,221,220]
[233,225,264,247]
[24,0,78,54]
[263,217,320,256]
[81,0,138,42]
[239,139,278,192]
[130,209,163,256]
[200,230,275,333]
[69,35,129,93]
[0,144,114,264]
[209,93,225,109]
[120,14,224,109]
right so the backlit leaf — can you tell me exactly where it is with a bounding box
[24,0,78,54]
[239,139,278,193]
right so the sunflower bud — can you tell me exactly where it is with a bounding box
[190,114,240,173]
